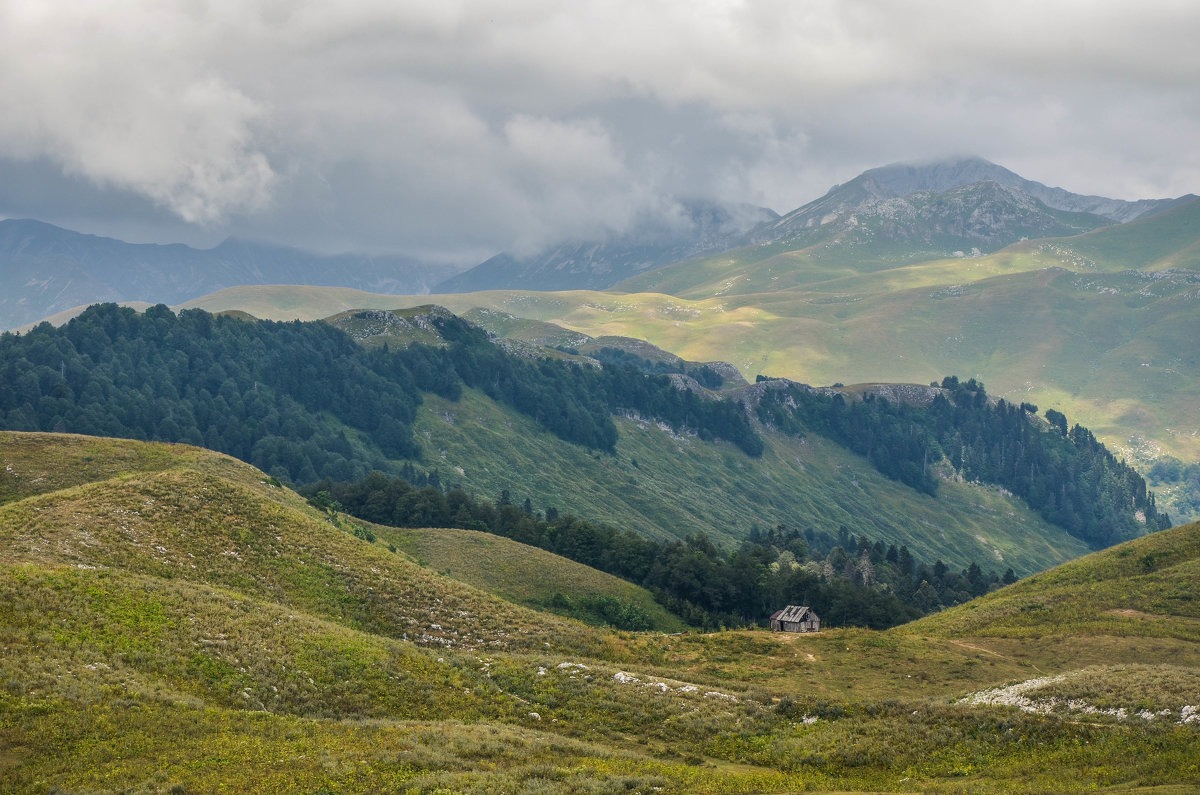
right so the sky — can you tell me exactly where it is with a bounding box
[2,0,1199,264]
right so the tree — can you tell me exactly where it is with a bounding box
[1045,408,1068,436]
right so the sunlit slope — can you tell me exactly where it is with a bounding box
[615,196,1200,300]
[901,520,1200,641]
[1042,197,1200,271]
[0,432,602,654]
[0,430,258,504]
[383,526,687,632]
[4,435,1199,793]
[414,388,1087,576]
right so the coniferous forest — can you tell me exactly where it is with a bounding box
[0,303,757,484]
[756,376,1170,547]
[0,302,1165,577]
[302,472,1007,630]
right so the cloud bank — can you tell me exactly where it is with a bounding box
[1,0,1197,258]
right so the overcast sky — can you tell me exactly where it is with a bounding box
[2,0,1198,263]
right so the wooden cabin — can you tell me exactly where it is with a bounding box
[769,605,820,632]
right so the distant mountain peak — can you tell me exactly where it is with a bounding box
[841,156,1183,223]
[0,218,466,331]
[856,156,1022,197]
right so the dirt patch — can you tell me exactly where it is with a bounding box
[1108,609,1159,620]
[950,639,1045,673]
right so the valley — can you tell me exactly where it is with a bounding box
[1,432,1198,792]
[3,156,1199,791]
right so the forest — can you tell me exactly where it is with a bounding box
[303,472,1011,630]
[0,303,758,484]
[756,376,1170,547]
[0,303,1164,555]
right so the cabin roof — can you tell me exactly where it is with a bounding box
[776,605,814,623]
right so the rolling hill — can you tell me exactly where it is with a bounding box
[7,303,1146,579]
[2,432,1198,793]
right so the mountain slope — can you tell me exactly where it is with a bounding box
[904,519,1200,641]
[0,219,463,330]
[407,386,1090,575]
[3,433,1198,793]
[436,198,777,293]
[382,525,687,632]
[621,181,1115,298]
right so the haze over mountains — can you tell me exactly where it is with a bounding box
[0,220,465,331]
[5,156,1200,793]
[442,156,1194,294]
[5,156,1194,332]
[435,198,779,293]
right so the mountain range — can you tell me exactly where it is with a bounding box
[0,219,465,331]
[440,156,1194,294]
[6,155,1200,523]
[4,154,1200,791]
[10,156,1193,333]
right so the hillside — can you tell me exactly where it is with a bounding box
[409,387,1089,575]
[3,432,1199,793]
[9,302,1158,580]
[904,519,1200,642]
[382,525,688,632]
[0,432,601,655]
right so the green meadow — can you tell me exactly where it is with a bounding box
[2,432,1199,792]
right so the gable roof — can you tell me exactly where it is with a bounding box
[776,605,814,623]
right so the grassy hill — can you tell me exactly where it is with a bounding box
[903,519,1200,642]
[382,526,687,632]
[410,387,1088,576]
[0,432,604,656]
[3,432,1198,792]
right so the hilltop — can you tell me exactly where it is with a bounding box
[2,432,1198,792]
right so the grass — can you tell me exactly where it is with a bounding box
[0,433,607,656]
[4,434,1199,792]
[409,386,1085,575]
[900,520,1200,642]
[383,525,688,632]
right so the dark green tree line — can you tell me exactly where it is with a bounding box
[305,473,1006,631]
[757,376,1169,547]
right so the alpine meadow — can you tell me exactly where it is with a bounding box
[3,148,1200,793]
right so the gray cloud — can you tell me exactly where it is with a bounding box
[1,0,1198,259]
